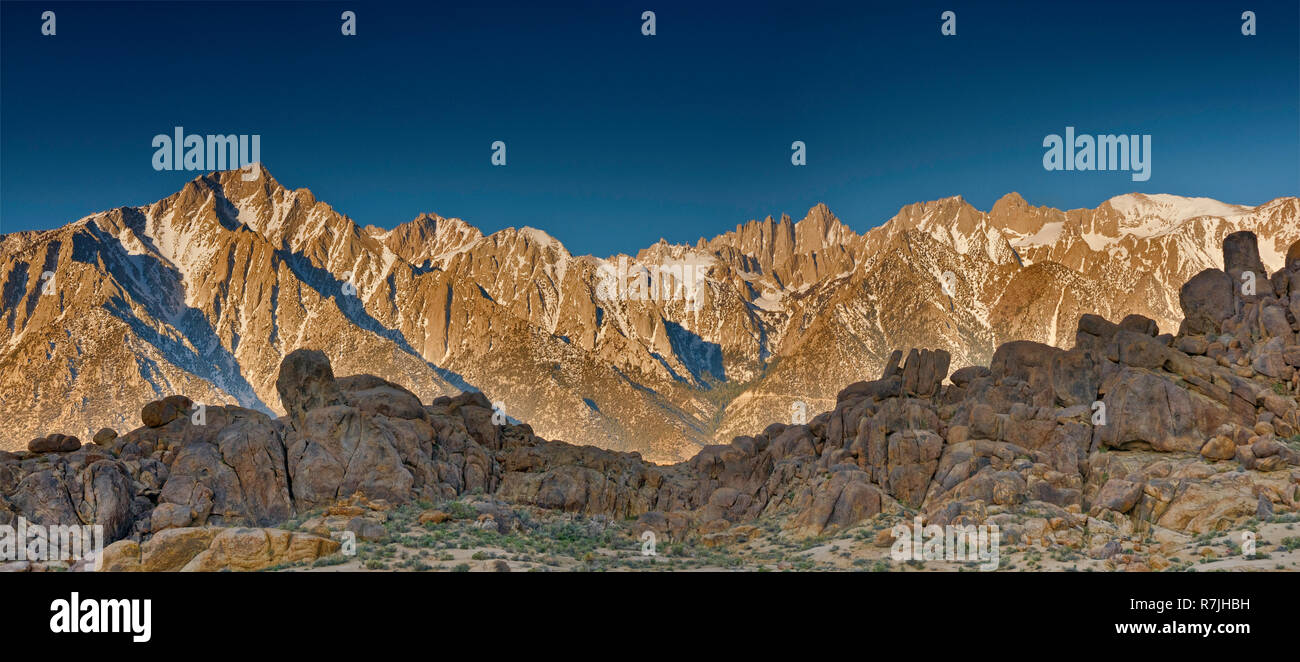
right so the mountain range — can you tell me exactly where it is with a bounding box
[2,165,1296,462]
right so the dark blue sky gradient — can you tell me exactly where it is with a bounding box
[2,0,1297,256]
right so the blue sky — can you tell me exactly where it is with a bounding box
[2,0,1297,256]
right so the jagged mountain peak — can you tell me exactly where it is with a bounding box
[149,164,366,257]
[792,202,855,248]
[193,163,295,209]
[992,191,1028,209]
[890,195,983,235]
[484,226,573,260]
[700,202,862,280]
[381,212,484,265]
[987,191,1070,242]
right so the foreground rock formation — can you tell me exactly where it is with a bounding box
[3,232,1299,571]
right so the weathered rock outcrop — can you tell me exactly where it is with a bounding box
[100,527,340,572]
[1180,269,1236,335]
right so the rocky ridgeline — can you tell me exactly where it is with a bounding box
[3,232,1299,571]
[7,168,1297,465]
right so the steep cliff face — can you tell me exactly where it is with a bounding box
[2,167,1296,463]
